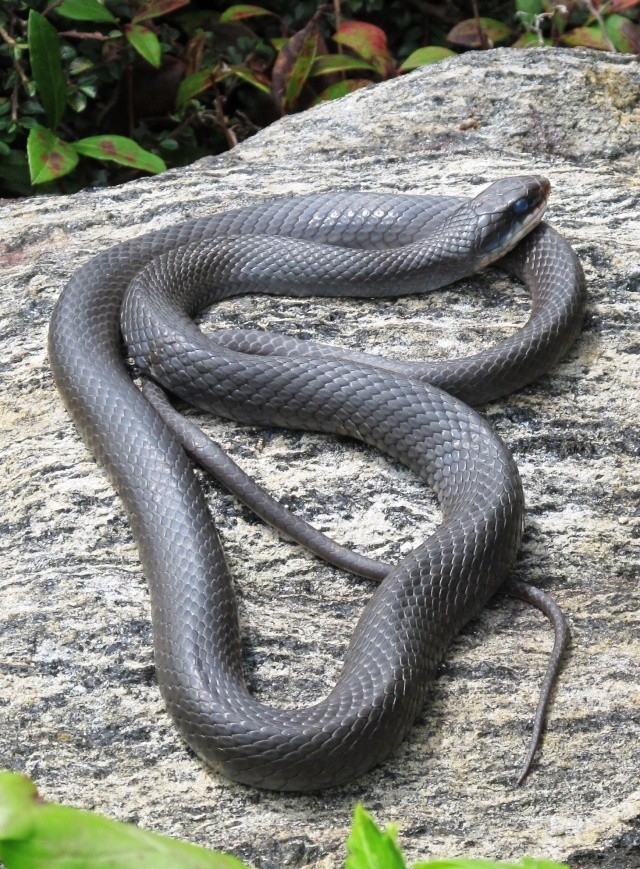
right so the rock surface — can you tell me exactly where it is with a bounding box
[1,48,639,868]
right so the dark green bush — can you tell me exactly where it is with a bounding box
[1,0,638,197]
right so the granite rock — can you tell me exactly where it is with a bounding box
[1,48,639,868]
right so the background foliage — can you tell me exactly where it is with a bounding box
[1,0,639,197]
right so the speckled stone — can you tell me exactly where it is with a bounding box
[1,48,638,869]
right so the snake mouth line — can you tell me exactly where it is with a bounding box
[476,194,549,271]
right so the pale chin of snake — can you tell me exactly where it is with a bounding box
[48,176,586,792]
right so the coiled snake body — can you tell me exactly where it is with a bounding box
[49,176,585,791]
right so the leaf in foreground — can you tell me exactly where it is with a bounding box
[345,805,569,869]
[0,771,248,869]
[346,804,406,869]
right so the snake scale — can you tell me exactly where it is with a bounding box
[48,176,586,791]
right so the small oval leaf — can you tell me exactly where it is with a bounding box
[176,68,213,108]
[55,0,116,23]
[73,135,167,173]
[515,0,544,27]
[605,13,640,52]
[27,10,68,130]
[124,24,162,67]
[512,32,552,47]
[27,124,78,183]
[132,0,191,23]
[311,54,378,76]
[447,17,511,47]
[333,21,393,75]
[560,25,611,49]
[608,0,640,10]
[399,46,456,70]
[227,66,271,94]
[219,5,276,23]
[312,78,371,104]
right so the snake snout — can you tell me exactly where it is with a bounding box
[470,175,551,268]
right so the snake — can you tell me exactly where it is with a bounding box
[48,175,586,792]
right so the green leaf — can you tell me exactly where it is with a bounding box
[311,53,378,75]
[219,5,276,23]
[56,0,116,23]
[27,124,78,183]
[176,68,214,108]
[560,24,611,49]
[605,13,640,53]
[0,771,249,868]
[511,32,552,47]
[346,804,406,869]
[227,65,271,94]
[27,10,67,130]
[124,23,162,67]
[399,46,456,70]
[333,21,394,75]
[284,28,317,108]
[312,78,371,103]
[132,0,191,24]
[73,134,167,172]
[515,0,544,27]
[447,18,511,47]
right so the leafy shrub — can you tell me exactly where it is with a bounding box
[1,0,638,197]
[0,771,570,868]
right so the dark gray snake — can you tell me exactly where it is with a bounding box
[48,176,586,792]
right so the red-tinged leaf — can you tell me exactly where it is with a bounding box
[561,24,611,49]
[272,20,318,112]
[605,13,640,52]
[73,135,166,173]
[226,65,271,93]
[608,0,640,10]
[132,0,190,23]
[333,21,394,75]
[27,124,78,183]
[285,32,317,107]
[399,46,455,70]
[447,17,511,47]
[219,5,276,23]
[27,11,67,130]
[312,78,372,104]
[124,23,162,67]
[176,68,213,108]
[56,0,116,23]
[311,54,377,76]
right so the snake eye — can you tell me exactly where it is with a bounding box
[513,197,530,216]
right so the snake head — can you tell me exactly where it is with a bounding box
[467,175,550,269]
